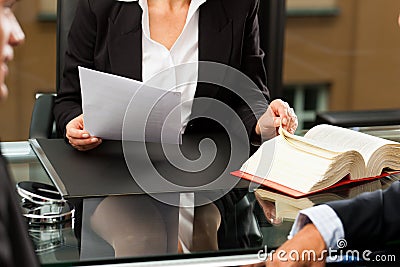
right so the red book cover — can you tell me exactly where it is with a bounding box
[231,170,398,198]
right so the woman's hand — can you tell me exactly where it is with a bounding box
[66,114,102,151]
[255,193,283,226]
[256,99,298,140]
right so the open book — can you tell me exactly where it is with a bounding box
[232,124,400,197]
[255,179,383,220]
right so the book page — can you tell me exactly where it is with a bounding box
[240,128,367,193]
[279,127,350,156]
[238,125,388,193]
[304,124,398,164]
[241,136,337,193]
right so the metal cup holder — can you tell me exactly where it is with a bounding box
[16,181,75,253]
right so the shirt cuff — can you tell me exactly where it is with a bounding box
[288,204,345,249]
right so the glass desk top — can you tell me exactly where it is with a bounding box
[3,125,400,266]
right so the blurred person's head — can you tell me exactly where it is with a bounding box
[0,0,24,101]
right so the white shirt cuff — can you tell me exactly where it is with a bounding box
[289,204,345,249]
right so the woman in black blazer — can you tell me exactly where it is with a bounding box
[52,0,298,256]
[54,0,298,151]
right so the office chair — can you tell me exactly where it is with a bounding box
[29,93,56,139]
[29,0,78,139]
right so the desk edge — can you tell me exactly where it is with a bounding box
[29,139,69,197]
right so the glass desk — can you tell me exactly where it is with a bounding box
[3,125,400,266]
[3,141,274,266]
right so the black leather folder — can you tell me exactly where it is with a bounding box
[29,134,248,198]
[315,109,400,128]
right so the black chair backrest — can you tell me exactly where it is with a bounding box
[29,0,79,139]
[29,94,56,139]
[56,0,79,92]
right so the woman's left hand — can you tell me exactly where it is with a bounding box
[256,99,298,140]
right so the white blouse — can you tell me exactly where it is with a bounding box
[116,0,207,253]
[117,0,206,130]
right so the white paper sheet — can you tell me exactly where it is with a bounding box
[79,67,182,144]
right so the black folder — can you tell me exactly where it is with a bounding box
[315,109,400,127]
[30,134,248,198]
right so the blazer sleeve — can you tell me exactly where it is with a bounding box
[236,0,270,139]
[327,181,400,248]
[53,0,98,138]
[0,153,40,267]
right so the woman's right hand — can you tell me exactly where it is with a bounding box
[66,114,102,151]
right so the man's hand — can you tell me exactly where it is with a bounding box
[242,224,327,267]
[267,224,327,266]
[256,99,298,140]
[66,114,102,151]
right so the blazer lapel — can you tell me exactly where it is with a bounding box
[198,0,232,64]
[108,2,143,81]
[107,1,233,96]
[197,0,232,99]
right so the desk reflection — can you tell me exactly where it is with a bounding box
[76,189,262,260]
[82,195,178,259]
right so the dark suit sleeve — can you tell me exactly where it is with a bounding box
[0,153,39,267]
[53,0,97,138]
[237,0,270,140]
[241,0,269,102]
[327,181,400,248]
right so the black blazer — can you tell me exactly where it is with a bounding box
[0,151,39,267]
[327,181,400,248]
[54,0,270,140]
